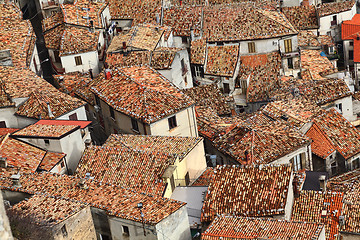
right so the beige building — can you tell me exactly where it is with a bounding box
[91,65,198,138]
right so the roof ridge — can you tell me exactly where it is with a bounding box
[256,8,297,34]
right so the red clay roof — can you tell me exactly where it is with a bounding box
[342,14,360,40]
[202,215,324,240]
[291,191,344,240]
[35,120,91,129]
[190,167,214,186]
[305,122,335,159]
[39,152,66,172]
[201,164,292,222]
[12,124,79,139]
[0,128,19,136]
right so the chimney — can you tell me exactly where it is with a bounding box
[319,175,327,191]
[78,178,88,189]
[10,174,21,188]
[0,157,7,168]
[122,41,127,49]
[47,102,54,118]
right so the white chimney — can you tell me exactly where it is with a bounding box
[46,102,54,118]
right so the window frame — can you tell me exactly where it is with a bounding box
[284,39,292,53]
[248,42,256,53]
[293,154,302,171]
[74,56,82,66]
[109,105,115,119]
[69,113,78,121]
[168,115,177,130]
[131,118,139,133]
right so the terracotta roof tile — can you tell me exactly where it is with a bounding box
[91,66,194,123]
[291,191,344,240]
[104,134,202,161]
[0,83,13,108]
[318,35,335,47]
[39,151,66,171]
[282,6,318,30]
[205,45,239,77]
[301,49,337,80]
[107,24,165,52]
[298,30,322,47]
[16,89,85,120]
[306,122,335,159]
[201,164,292,222]
[327,169,360,193]
[13,124,79,138]
[108,0,161,24]
[239,52,282,103]
[191,167,214,186]
[42,11,64,32]
[312,109,360,160]
[162,6,202,37]
[0,170,185,225]
[0,3,33,68]
[190,39,206,65]
[150,47,179,70]
[106,51,151,68]
[182,84,233,116]
[44,24,65,50]
[203,4,297,42]
[318,0,355,17]
[61,0,107,28]
[202,215,324,239]
[0,128,18,136]
[11,194,88,226]
[54,72,96,105]
[0,135,45,172]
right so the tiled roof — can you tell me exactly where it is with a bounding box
[0,135,45,172]
[54,72,96,105]
[35,119,91,129]
[0,128,18,136]
[12,124,79,138]
[342,14,360,40]
[340,182,360,234]
[190,167,214,186]
[190,39,206,65]
[202,215,325,240]
[214,119,310,165]
[61,0,107,28]
[108,0,161,24]
[327,168,360,193]
[11,194,88,226]
[104,134,202,161]
[162,6,202,37]
[201,164,292,222]
[0,3,33,67]
[203,4,297,42]
[239,52,282,103]
[106,51,151,68]
[205,45,239,77]
[182,84,233,116]
[59,25,100,56]
[16,89,85,120]
[150,47,179,70]
[39,151,66,172]
[44,24,65,50]
[107,24,165,52]
[42,11,64,32]
[0,67,56,99]
[76,145,171,196]
[0,170,186,225]
[282,6,318,30]
[291,191,344,240]
[305,122,335,159]
[91,66,194,123]
[318,0,355,17]
[318,35,335,47]
[301,49,337,80]
[312,109,360,160]
[298,30,321,47]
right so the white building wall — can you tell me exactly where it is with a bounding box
[284,171,294,221]
[281,0,301,7]
[0,107,18,128]
[59,130,85,173]
[183,139,207,182]
[29,44,41,75]
[57,106,88,121]
[155,205,191,240]
[239,38,279,55]
[273,144,313,171]
[61,51,100,75]
[20,137,62,153]
[158,49,193,89]
[101,6,111,28]
[16,116,37,129]
[150,106,198,137]
[108,217,157,240]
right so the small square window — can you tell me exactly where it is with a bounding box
[69,113,78,121]
[350,41,354,46]
[61,225,67,237]
[131,118,139,132]
[122,225,129,236]
[74,56,82,66]
[168,116,177,130]
[44,139,50,145]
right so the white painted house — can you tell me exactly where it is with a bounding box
[12,119,92,174]
[91,65,198,138]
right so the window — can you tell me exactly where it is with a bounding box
[287,58,293,69]
[352,158,360,170]
[181,36,187,44]
[131,118,139,132]
[185,172,190,186]
[61,225,68,237]
[109,105,115,119]
[293,154,302,171]
[168,116,177,130]
[350,41,354,46]
[122,225,129,236]
[331,161,337,176]
[248,42,256,53]
[284,39,292,53]
[336,103,342,113]
[331,15,337,26]
[69,113,78,121]
[223,83,230,94]
[0,121,6,128]
[44,139,50,145]
[349,50,354,60]
[74,56,82,66]
[60,160,65,168]
[170,175,175,192]
[194,66,204,78]
[184,76,188,85]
